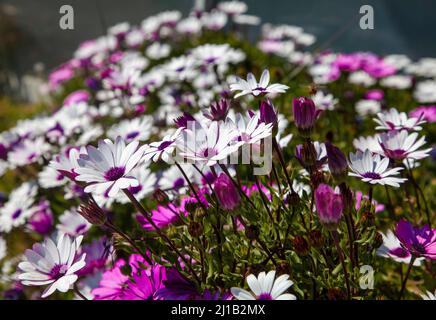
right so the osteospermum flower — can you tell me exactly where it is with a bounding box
[18,233,86,298]
[230,69,288,98]
[376,230,423,265]
[395,219,436,260]
[75,137,146,197]
[379,130,432,162]
[421,290,436,300]
[143,129,182,164]
[177,121,243,166]
[0,182,37,233]
[0,237,6,261]
[57,208,91,236]
[231,271,296,300]
[348,149,406,187]
[374,108,426,131]
[107,116,155,142]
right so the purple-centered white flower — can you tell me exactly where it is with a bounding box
[230,69,288,98]
[231,271,296,300]
[376,230,423,265]
[107,116,155,142]
[143,128,183,164]
[57,208,91,236]
[379,130,432,162]
[348,149,406,187]
[374,108,426,131]
[177,121,243,166]
[75,137,146,197]
[18,233,86,298]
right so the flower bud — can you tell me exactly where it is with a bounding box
[327,288,347,300]
[315,184,343,229]
[213,173,241,211]
[309,230,325,248]
[188,221,203,237]
[361,211,375,227]
[203,99,230,121]
[291,236,310,256]
[292,97,322,137]
[285,192,300,207]
[245,225,259,240]
[259,100,278,136]
[295,141,317,168]
[78,200,107,226]
[326,143,348,182]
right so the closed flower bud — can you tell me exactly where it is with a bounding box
[78,200,107,226]
[374,232,383,249]
[310,170,325,188]
[203,99,230,121]
[276,261,291,276]
[295,141,317,168]
[245,225,260,240]
[309,230,325,248]
[291,236,310,256]
[292,97,322,137]
[260,100,279,136]
[213,173,241,211]
[327,288,347,300]
[326,143,348,182]
[285,192,300,207]
[28,200,53,235]
[188,221,203,237]
[315,184,343,229]
[361,211,375,227]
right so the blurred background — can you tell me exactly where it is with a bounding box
[1,0,436,103]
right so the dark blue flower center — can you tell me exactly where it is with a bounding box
[257,293,273,300]
[49,264,68,279]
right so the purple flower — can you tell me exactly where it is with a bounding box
[410,106,436,123]
[326,142,348,182]
[292,97,322,137]
[63,90,90,106]
[28,200,53,235]
[137,204,185,230]
[154,268,199,300]
[315,184,343,229]
[259,99,278,126]
[213,173,241,211]
[203,99,231,121]
[364,89,384,101]
[395,219,436,260]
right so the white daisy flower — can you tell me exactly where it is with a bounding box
[348,71,376,87]
[231,271,296,300]
[353,134,383,154]
[420,290,436,300]
[113,164,157,204]
[177,120,243,166]
[355,99,381,116]
[376,230,423,265]
[379,130,432,162]
[348,149,406,187]
[75,137,146,197]
[57,208,91,236]
[0,182,38,233]
[107,116,155,143]
[414,80,436,103]
[311,91,338,111]
[217,1,247,16]
[49,147,84,181]
[380,75,412,89]
[230,69,289,99]
[8,137,50,167]
[374,108,426,131]
[227,113,273,145]
[18,233,86,298]
[38,165,68,189]
[143,128,183,164]
[0,237,6,261]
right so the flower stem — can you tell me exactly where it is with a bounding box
[123,189,201,286]
[73,283,88,300]
[175,162,208,212]
[398,256,415,300]
[272,138,295,194]
[331,230,351,299]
